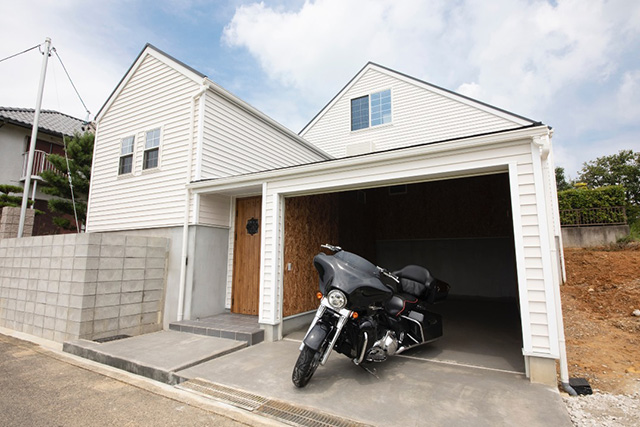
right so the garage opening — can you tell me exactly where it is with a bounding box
[282,172,524,373]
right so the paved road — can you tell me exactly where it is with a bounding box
[0,334,264,427]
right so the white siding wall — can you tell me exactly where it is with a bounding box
[199,93,326,179]
[0,125,29,186]
[258,137,559,357]
[197,193,231,228]
[302,68,527,158]
[87,54,200,232]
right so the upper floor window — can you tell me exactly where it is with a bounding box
[351,96,369,131]
[370,89,392,126]
[350,89,392,131]
[143,128,161,170]
[119,136,134,175]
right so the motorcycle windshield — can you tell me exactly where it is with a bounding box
[314,251,392,308]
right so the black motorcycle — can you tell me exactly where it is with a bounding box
[292,244,450,388]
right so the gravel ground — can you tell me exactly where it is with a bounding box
[563,392,640,426]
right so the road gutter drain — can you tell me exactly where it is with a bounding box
[178,378,371,427]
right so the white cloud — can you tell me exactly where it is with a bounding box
[617,70,640,123]
[223,0,452,102]
[223,0,640,165]
[0,1,150,121]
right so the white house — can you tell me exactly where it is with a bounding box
[86,44,330,327]
[87,46,567,385]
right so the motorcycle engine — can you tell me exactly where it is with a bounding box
[366,330,398,362]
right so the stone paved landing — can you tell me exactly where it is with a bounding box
[169,313,264,345]
[63,330,246,384]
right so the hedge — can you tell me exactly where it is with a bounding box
[558,185,627,225]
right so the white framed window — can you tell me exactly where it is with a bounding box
[350,89,392,131]
[143,128,161,170]
[370,89,392,126]
[118,136,134,175]
[351,96,369,131]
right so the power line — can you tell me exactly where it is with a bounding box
[52,47,91,118]
[0,44,40,64]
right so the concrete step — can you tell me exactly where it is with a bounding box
[169,313,264,346]
[63,330,246,385]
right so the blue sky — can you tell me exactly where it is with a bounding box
[1,0,638,177]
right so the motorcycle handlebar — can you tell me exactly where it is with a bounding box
[321,244,342,252]
[377,266,400,283]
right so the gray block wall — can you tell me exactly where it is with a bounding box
[0,233,169,342]
[0,206,35,239]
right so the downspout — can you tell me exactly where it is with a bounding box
[533,134,577,396]
[177,80,208,321]
[183,91,207,321]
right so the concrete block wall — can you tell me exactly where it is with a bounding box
[0,233,169,342]
[0,206,35,239]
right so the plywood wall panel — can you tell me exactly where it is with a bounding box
[283,194,339,317]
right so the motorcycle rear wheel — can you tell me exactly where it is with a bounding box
[292,345,322,388]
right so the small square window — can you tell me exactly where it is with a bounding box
[118,136,134,175]
[143,128,161,170]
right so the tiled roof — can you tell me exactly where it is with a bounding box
[0,107,90,137]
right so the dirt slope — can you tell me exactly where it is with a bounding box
[562,245,640,394]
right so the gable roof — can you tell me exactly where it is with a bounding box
[299,62,540,136]
[0,107,89,137]
[95,43,330,160]
[95,43,205,121]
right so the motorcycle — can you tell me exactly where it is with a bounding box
[292,244,450,388]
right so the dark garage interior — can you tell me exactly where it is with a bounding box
[282,173,525,373]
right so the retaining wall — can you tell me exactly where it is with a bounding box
[561,225,630,248]
[0,233,169,342]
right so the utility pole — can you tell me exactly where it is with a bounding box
[18,37,51,238]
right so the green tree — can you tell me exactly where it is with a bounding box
[555,167,572,192]
[0,184,26,209]
[40,132,94,231]
[578,150,640,205]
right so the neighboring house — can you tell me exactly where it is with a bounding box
[87,45,565,385]
[0,107,89,235]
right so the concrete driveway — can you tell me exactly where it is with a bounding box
[177,339,572,426]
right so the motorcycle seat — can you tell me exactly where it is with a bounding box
[384,293,419,317]
[393,265,435,299]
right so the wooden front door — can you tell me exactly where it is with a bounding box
[231,196,262,315]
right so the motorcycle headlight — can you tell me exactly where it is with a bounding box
[327,289,347,310]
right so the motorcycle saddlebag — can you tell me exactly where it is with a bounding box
[431,279,450,303]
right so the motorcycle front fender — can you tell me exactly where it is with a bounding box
[303,321,331,352]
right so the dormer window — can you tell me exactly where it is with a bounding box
[350,89,392,131]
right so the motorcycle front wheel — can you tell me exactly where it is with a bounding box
[292,345,322,388]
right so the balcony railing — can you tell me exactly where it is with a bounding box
[560,206,627,227]
[21,150,60,181]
